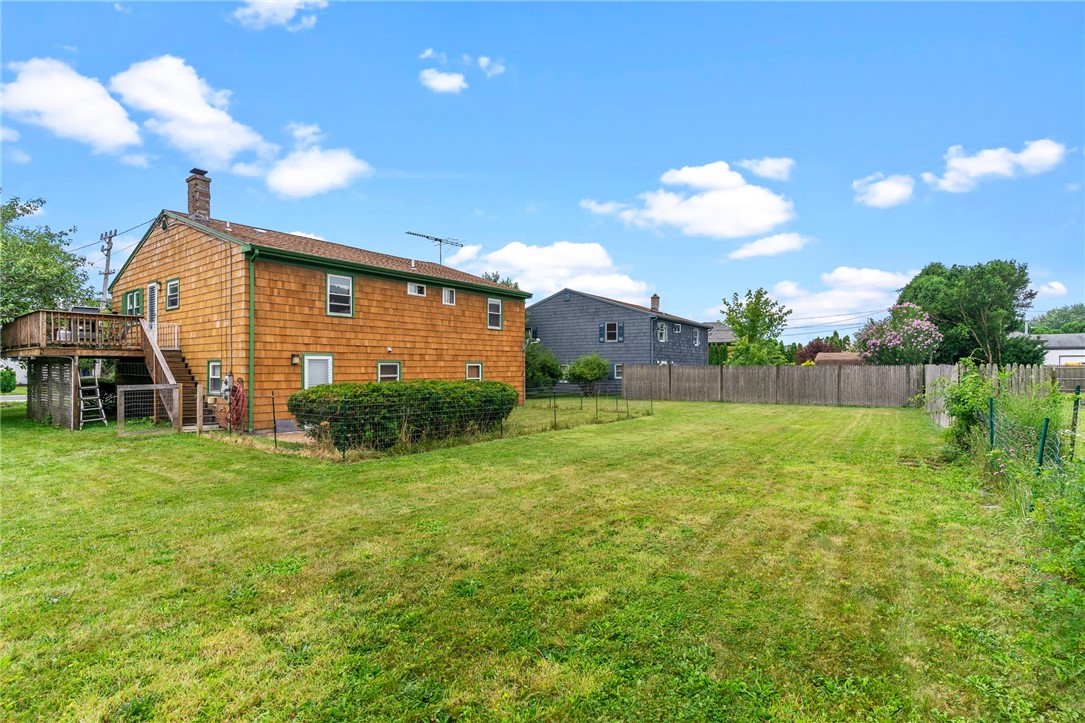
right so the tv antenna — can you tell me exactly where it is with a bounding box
[406,231,464,265]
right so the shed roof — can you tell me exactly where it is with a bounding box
[814,352,863,365]
[1009,332,1085,349]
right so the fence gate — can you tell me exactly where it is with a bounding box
[116,383,180,436]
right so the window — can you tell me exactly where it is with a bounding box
[694,328,701,347]
[165,279,180,310]
[123,289,143,316]
[466,362,483,381]
[674,323,682,333]
[303,355,333,388]
[605,322,618,342]
[487,298,503,330]
[207,360,222,395]
[657,321,667,343]
[327,274,353,316]
[613,363,623,380]
[407,283,427,297]
[378,361,401,383]
[442,288,456,305]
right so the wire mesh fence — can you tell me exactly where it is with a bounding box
[244,380,652,461]
[116,383,179,436]
[975,392,1083,519]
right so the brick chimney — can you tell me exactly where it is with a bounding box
[650,293,660,312]
[186,168,210,219]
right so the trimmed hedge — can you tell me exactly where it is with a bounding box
[286,379,519,452]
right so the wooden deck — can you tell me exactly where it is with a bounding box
[1,310,146,359]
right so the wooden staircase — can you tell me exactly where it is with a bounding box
[161,349,218,429]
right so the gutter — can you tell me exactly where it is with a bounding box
[247,248,259,432]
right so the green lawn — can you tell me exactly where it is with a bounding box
[2,403,1082,721]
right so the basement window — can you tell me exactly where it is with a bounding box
[613,363,623,380]
[304,355,334,388]
[378,361,401,383]
[466,362,483,381]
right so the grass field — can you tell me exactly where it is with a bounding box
[2,402,1082,721]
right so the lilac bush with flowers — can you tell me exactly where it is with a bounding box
[854,302,943,365]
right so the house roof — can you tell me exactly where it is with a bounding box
[110,210,531,299]
[705,322,735,344]
[529,288,710,328]
[1009,332,1085,349]
[814,352,863,365]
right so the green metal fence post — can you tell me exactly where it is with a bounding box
[988,397,995,450]
[1071,385,1080,461]
[1036,417,1049,477]
[552,392,557,429]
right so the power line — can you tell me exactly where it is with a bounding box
[69,217,155,254]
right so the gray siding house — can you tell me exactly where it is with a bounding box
[527,288,710,380]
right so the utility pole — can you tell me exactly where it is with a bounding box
[99,229,116,311]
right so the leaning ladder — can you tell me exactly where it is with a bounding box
[79,375,107,428]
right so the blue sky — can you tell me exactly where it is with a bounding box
[2,1,1082,341]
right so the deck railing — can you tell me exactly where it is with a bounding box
[1,310,144,354]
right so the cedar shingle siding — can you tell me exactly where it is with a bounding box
[528,289,709,376]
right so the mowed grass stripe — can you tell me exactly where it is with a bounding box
[1,403,1081,721]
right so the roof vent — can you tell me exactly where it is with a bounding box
[410,259,416,269]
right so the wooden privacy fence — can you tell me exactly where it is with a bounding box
[625,363,1083,425]
[624,364,924,408]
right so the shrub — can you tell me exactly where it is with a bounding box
[526,343,561,391]
[565,352,609,395]
[796,337,843,365]
[855,302,942,365]
[287,380,519,452]
[0,368,15,393]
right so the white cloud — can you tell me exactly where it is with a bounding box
[1035,281,1067,298]
[113,3,130,13]
[121,153,149,167]
[288,231,327,241]
[450,240,650,302]
[418,48,448,64]
[852,173,915,208]
[110,55,275,169]
[579,199,627,215]
[1066,182,1082,193]
[736,157,794,181]
[728,232,811,260]
[478,56,506,78]
[584,161,794,239]
[8,148,31,164]
[233,1,327,31]
[419,68,468,93]
[2,57,141,154]
[286,121,322,148]
[773,266,919,333]
[266,148,372,198]
[0,126,19,143]
[921,139,1066,193]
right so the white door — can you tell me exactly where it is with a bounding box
[147,282,158,330]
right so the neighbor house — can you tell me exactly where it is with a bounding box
[2,171,531,431]
[527,288,710,381]
[1009,332,1085,366]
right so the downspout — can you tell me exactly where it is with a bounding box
[247,249,259,432]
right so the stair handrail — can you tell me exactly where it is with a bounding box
[139,319,177,386]
[139,319,179,426]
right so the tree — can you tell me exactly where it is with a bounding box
[897,260,1036,364]
[565,352,609,395]
[854,302,943,364]
[525,342,561,391]
[482,271,519,289]
[720,288,792,366]
[1001,334,1046,365]
[1030,303,1085,334]
[796,337,844,365]
[1,195,93,324]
